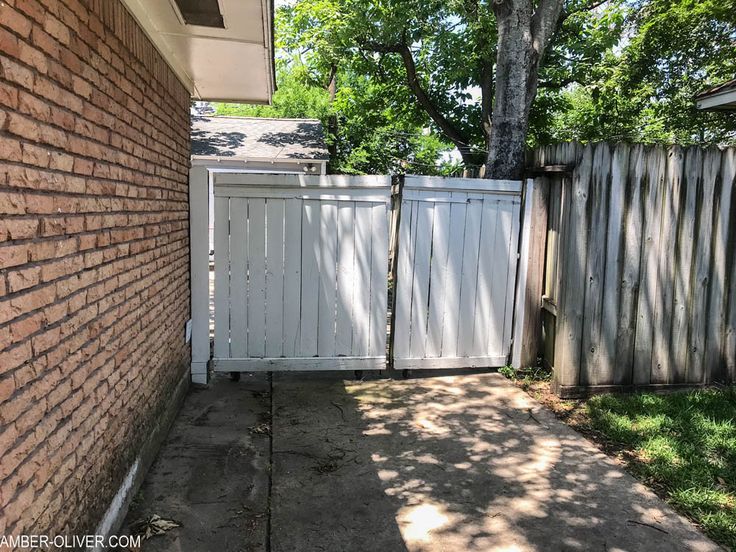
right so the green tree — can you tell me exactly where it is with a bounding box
[547,0,736,145]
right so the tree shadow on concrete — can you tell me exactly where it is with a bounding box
[271,371,719,552]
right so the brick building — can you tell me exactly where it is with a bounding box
[0,0,274,542]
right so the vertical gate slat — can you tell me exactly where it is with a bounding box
[300,200,320,356]
[409,199,434,358]
[482,200,504,356]
[501,199,522,355]
[369,202,389,357]
[229,198,248,357]
[335,202,356,356]
[457,196,483,357]
[688,150,719,383]
[282,198,302,357]
[213,196,230,358]
[471,198,498,357]
[247,199,267,357]
[441,201,468,358]
[393,200,416,359]
[425,202,451,358]
[352,200,373,357]
[317,201,338,356]
[671,147,700,381]
[265,199,285,357]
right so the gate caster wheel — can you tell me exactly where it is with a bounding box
[354,370,363,380]
[230,371,241,382]
[402,369,410,379]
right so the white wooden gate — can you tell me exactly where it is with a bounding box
[392,176,523,369]
[211,173,391,372]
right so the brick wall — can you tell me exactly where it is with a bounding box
[0,0,191,539]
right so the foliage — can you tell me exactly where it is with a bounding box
[587,388,736,548]
[546,0,736,145]
[217,0,736,174]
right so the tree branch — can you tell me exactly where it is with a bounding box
[360,38,474,158]
[532,0,566,59]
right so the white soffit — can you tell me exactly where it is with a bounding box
[121,0,275,103]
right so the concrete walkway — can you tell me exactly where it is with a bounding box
[126,372,721,551]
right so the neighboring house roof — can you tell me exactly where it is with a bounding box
[191,116,330,161]
[695,78,736,111]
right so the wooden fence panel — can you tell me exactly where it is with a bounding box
[393,176,523,369]
[538,142,736,397]
[211,174,391,372]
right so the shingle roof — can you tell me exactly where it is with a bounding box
[695,77,736,99]
[191,116,330,160]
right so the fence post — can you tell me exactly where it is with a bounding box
[190,165,210,384]
[512,177,549,369]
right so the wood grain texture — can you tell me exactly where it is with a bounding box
[212,174,391,367]
[537,143,736,393]
[393,176,523,368]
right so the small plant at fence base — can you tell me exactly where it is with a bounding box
[499,365,552,389]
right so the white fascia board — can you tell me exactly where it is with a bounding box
[696,89,736,110]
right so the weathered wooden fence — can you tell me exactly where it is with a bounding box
[534,143,736,397]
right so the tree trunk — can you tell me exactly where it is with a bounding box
[486,0,564,180]
[486,6,536,179]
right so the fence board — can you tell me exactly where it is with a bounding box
[539,142,736,396]
[247,198,267,357]
[229,198,248,357]
[353,198,373,356]
[265,199,285,357]
[615,145,645,384]
[553,145,593,388]
[650,147,682,384]
[457,199,483,357]
[440,201,467,358]
[317,201,338,356]
[335,203,356,356]
[597,144,628,384]
[706,150,735,381]
[688,150,719,383]
[425,202,451,358]
[213,196,230,358]
[722,151,736,381]
[581,144,611,385]
[212,174,391,370]
[282,198,302,357]
[393,176,523,368]
[369,202,389,357]
[633,148,666,384]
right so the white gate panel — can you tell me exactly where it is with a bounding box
[212,174,391,372]
[393,176,523,369]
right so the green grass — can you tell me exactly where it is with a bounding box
[586,388,736,549]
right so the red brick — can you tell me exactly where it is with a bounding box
[0,243,28,267]
[7,266,41,292]
[0,341,32,372]
[0,5,32,38]
[0,136,23,162]
[10,311,44,341]
[0,191,26,214]
[0,55,34,90]
[0,26,20,58]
